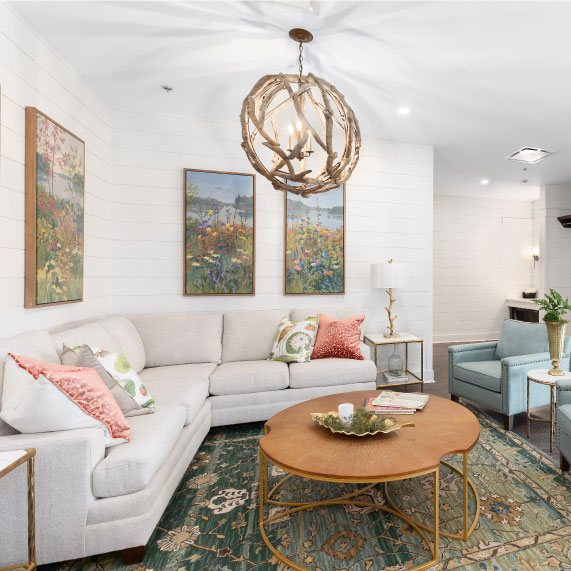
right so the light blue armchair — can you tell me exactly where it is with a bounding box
[556,379,571,471]
[449,319,571,431]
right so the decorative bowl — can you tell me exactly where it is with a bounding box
[310,411,414,437]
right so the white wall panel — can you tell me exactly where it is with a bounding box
[0,3,110,337]
[109,108,434,378]
[434,195,534,342]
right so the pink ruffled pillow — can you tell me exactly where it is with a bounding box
[1,354,130,445]
[311,314,365,360]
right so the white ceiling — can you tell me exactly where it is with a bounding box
[11,0,571,202]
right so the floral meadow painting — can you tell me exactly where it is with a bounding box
[184,169,255,295]
[284,184,345,295]
[25,108,85,307]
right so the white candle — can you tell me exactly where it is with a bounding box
[338,403,354,424]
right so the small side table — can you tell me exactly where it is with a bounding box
[0,448,37,571]
[526,369,571,452]
[364,333,424,392]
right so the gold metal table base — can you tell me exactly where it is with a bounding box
[527,375,556,452]
[259,449,441,571]
[385,452,480,541]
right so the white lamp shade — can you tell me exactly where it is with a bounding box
[371,262,409,289]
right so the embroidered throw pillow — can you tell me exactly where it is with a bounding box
[0,354,130,446]
[65,346,154,410]
[311,314,365,360]
[270,316,318,363]
[62,345,153,417]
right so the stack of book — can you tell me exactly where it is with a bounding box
[363,391,429,415]
[383,372,409,384]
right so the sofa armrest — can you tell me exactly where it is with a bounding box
[360,341,371,361]
[448,342,498,395]
[500,352,552,368]
[557,378,571,407]
[0,428,105,566]
[448,342,498,365]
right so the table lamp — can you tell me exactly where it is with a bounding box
[371,259,409,338]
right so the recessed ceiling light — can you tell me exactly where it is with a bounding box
[506,147,553,164]
[480,178,490,185]
[397,107,410,116]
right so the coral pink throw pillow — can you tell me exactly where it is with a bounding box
[311,314,365,360]
[2,353,130,444]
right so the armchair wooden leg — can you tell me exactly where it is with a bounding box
[450,394,460,403]
[503,415,514,431]
[122,546,145,564]
[561,453,570,472]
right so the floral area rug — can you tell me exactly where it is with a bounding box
[43,406,571,571]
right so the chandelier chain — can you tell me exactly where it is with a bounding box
[298,41,304,81]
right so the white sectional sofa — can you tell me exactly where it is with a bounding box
[0,309,376,566]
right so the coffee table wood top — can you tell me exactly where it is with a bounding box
[261,391,480,482]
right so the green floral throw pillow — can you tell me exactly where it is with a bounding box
[270,316,318,363]
[70,345,154,409]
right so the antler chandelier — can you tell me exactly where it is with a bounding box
[240,28,361,197]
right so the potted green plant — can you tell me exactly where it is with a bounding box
[533,288,571,376]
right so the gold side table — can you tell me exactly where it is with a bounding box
[526,369,571,452]
[0,448,37,571]
[364,333,424,392]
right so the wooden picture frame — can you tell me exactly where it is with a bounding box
[284,184,346,295]
[25,107,85,307]
[184,168,255,296]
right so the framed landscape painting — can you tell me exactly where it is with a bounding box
[184,169,255,295]
[25,107,85,307]
[284,184,345,295]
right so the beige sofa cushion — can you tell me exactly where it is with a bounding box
[129,312,223,367]
[139,363,215,425]
[92,404,186,498]
[100,317,146,373]
[0,329,60,436]
[51,322,120,359]
[290,308,364,322]
[289,358,377,389]
[222,310,288,363]
[209,360,289,396]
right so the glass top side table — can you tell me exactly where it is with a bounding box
[364,333,424,392]
[526,369,571,452]
[0,448,37,571]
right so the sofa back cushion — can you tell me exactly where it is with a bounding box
[128,312,223,367]
[51,317,146,373]
[495,319,549,359]
[0,329,60,436]
[222,310,288,363]
[291,308,364,323]
[99,317,146,373]
[51,322,121,360]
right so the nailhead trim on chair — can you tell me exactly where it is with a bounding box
[556,383,571,448]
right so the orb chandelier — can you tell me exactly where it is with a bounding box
[240,28,361,197]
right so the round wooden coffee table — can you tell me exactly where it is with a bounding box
[259,391,480,571]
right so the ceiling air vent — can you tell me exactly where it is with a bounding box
[506,147,553,164]
[558,215,571,228]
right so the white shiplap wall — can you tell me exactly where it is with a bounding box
[0,2,111,337]
[109,109,434,377]
[434,194,534,342]
[539,185,571,301]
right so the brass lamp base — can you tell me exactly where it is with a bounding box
[548,365,565,376]
[384,333,400,339]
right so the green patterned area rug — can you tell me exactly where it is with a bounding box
[44,406,571,571]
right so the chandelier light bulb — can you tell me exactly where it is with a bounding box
[296,120,303,132]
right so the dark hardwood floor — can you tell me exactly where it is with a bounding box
[412,343,558,461]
